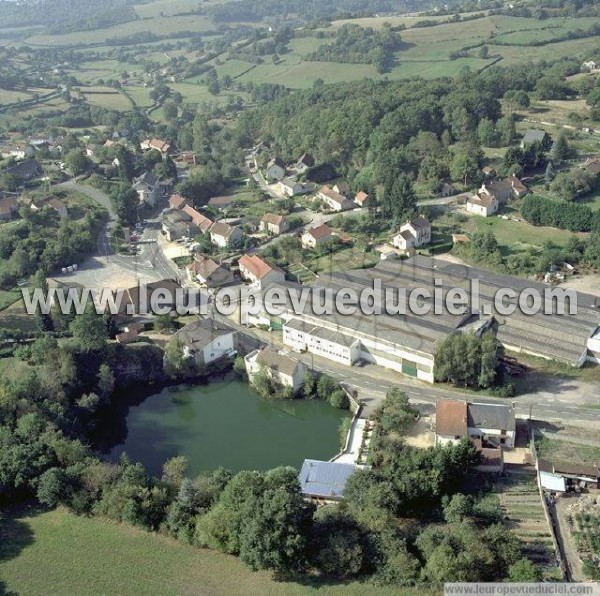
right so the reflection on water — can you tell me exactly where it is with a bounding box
[107,376,351,477]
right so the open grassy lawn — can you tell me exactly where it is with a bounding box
[0,508,413,596]
[535,436,600,466]
[465,209,577,255]
[310,246,380,274]
[133,0,206,19]
[25,15,215,46]
[122,85,154,108]
[81,86,132,111]
[0,289,20,312]
[0,298,38,332]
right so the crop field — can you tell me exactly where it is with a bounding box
[133,0,205,19]
[0,508,413,596]
[24,15,216,46]
[495,475,556,573]
[81,87,132,110]
[535,436,600,466]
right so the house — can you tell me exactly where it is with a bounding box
[0,196,19,222]
[103,139,117,148]
[333,181,350,196]
[435,399,515,449]
[295,152,314,174]
[85,146,96,159]
[133,172,162,207]
[182,205,213,234]
[172,318,237,368]
[482,166,496,179]
[31,195,67,218]
[1,145,35,160]
[5,159,42,181]
[177,151,197,166]
[244,348,308,392]
[209,221,243,248]
[452,234,470,244]
[521,129,550,149]
[298,459,359,502]
[115,323,144,344]
[466,192,498,217]
[301,224,333,249]
[277,177,312,197]
[140,138,171,155]
[354,191,371,208]
[583,157,600,177]
[238,254,285,287]
[169,193,188,210]
[317,186,354,212]
[186,256,234,288]
[392,216,431,251]
[208,195,236,210]
[260,213,289,235]
[161,209,193,241]
[265,157,286,180]
[477,176,528,204]
[440,182,456,198]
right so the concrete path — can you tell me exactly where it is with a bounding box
[333,418,366,465]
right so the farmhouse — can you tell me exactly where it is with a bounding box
[182,205,213,233]
[299,460,359,502]
[238,253,285,287]
[539,459,600,492]
[173,318,237,368]
[301,224,333,249]
[466,192,498,217]
[265,157,286,180]
[209,221,243,248]
[208,195,236,210]
[479,176,528,204]
[317,186,354,212]
[260,212,289,235]
[186,256,233,288]
[583,157,600,177]
[244,348,308,392]
[434,399,516,466]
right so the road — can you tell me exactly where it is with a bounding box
[57,180,179,283]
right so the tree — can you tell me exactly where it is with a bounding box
[96,363,115,400]
[70,305,108,352]
[111,183,138,225]
[477,118,496,147]
[496,114,516,146]
[65,150,90,176]
[508,558,543,582]
[162,102,178,120]
[550,134,569,163]
[383,174,416,223]
[115,145,135,182]
[162,455,188,488]
[551,172,577,201]
[478,45,489,59]
[1,173,20,192]
[443,493,473,523]
[544,161,555,189]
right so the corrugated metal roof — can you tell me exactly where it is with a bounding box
[299,459,358,499]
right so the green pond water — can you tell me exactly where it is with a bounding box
[109,377,351,477]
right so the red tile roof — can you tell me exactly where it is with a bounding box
[169,194,187,210]
[182,205,213,233]
[239,254,280,280]
[307,224,332,240]
[436,400,467,437]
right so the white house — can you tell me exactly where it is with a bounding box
[265,157,286,180]
[260,213,289,235]
[317,186,354,212]
[295,153,314,174]
[435,399,515,449]
[244,348,308,392]
[301,224,333,249]
[172,318,237,368]
[466,192,499,217]
[133,172,161,207]
[277,177,312,197]
[209,221,243,248]
[238,253,285,288]
[393,216,431,251]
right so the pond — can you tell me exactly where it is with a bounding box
[107,376,351,478]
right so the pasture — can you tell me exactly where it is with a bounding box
[0,507,413,596]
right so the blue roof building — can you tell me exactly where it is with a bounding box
[298,459,358,501]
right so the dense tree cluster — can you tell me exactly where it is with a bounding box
[306,24,403,73]
[521,194,600,233]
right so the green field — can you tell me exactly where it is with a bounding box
[81,86,132,110]
[0,508,413,596]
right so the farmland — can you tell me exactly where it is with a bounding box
[0,507,413,596]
